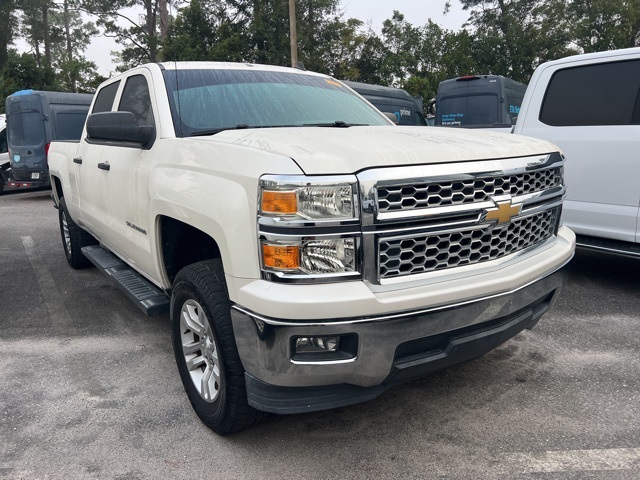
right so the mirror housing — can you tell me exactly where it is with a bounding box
[86,111,155,148]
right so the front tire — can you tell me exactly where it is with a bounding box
[170,259,264,435]
[58,197,97,268]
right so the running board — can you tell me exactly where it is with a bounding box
[576,234,640,259]
[81,245,170,316]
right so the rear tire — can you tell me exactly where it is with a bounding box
[58,197,97,268]
[170,259,265,435]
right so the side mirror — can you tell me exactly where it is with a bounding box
[86,111,155,147]
[383,112,399,124]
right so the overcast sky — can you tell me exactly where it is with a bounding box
[19,1,469,76]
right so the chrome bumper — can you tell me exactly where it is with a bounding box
[230,266,567,410]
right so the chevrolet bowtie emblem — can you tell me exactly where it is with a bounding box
[484,199,522,224]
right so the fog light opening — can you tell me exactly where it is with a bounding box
[295,336,340,354]
[291,334,358,363]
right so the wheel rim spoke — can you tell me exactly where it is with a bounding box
[186,354,206,371]
[201,366,213,401]
[62,213,71,252]
[179,298,222,403]
[182,341,200,355]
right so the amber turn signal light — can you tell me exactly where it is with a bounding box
[261,190,297,215]
[262,244,300,270]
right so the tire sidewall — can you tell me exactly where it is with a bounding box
[58,198,74,263]
[171,275,230,426]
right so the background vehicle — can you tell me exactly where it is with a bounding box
[49,62,574,435]
[514,47,640,256]
[5,90,92,188]
[435,75,526,131]
[343,80,427,125]
[0,114,8,194]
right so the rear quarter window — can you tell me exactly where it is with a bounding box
[92,81,120,113]
[540,59,640,126]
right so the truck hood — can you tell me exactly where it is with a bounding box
[206,126,559,175]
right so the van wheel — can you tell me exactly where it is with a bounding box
[171,259,265,435]
[58,197,97,268]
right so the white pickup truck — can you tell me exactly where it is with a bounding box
[48,62,575,435]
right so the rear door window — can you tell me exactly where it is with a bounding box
[438,95,499,126]
[8,112,45,147]
[540,59,640,126]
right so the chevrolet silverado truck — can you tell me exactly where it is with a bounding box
[48,62,575,435]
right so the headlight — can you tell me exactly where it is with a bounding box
[261,237,357,275]
[260,176,358,222]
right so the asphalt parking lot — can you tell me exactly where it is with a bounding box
[1,189,639,480]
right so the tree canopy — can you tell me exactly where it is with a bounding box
[2,0,640,113]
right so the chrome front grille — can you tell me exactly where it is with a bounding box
[357,153,566,285]
[379,207,560,279]
[377,167,562,213]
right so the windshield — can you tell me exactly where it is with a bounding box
[437,94,500,127]
[162,69,390,136]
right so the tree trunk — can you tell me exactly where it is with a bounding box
[42,4,52,69]
[146,0,157,62]
[63,0,77,92]
[0,0,14,73]
[159,0,169,41]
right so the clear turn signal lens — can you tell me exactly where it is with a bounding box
[297,185,354,219]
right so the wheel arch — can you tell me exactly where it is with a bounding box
[158,215,223,285]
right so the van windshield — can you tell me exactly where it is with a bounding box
[8,111,45,147]
[162,69,390,136]
[437,95,499,126]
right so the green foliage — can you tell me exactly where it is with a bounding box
[0,50,57,112]
[4,0,640,111]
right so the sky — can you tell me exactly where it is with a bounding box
[19,1,470,77]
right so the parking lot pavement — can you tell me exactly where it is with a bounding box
[1,190,640,480]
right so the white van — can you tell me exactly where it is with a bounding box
[0,114,9,194]
[514,47,640,255]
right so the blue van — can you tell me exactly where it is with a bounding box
[6,90,92,187]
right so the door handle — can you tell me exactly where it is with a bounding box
[73,157,82,164]
[98,162,110,171]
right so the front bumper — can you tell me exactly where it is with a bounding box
[230,265,568,414]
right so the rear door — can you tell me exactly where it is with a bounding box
[72,81,121,238]
[6,97,47,181]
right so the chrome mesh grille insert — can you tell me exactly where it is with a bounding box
[377,167,562,213]
[379,207,560,279]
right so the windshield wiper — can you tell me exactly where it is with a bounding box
[190,124,251,136]
[190,124,309,137]
[302,121,368,128]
